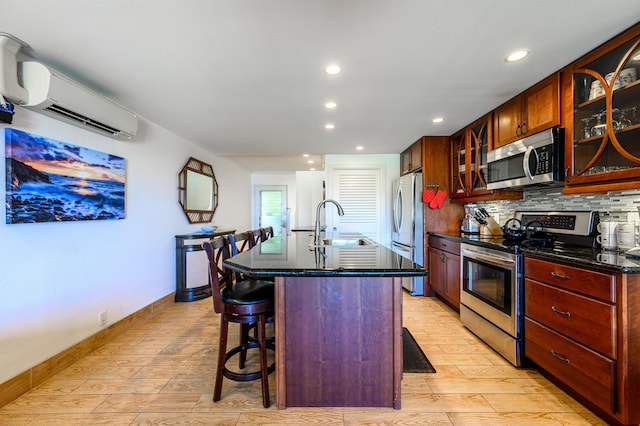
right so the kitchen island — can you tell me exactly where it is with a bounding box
[223,232,428,409]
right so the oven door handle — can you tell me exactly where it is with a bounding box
[523,145,537,180]
[463,252,515,268]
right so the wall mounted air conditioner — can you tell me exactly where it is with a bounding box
[0,32,138,140]
[19,61,138,139]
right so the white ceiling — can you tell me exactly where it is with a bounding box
[2,1,640,172]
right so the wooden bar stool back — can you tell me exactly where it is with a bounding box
[227,231,255,282]
[202,236,275,408]
[251,228,264,245]
[263,226,274,240]
[228,231,255,255]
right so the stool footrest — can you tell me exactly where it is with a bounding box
[222,342,275,382]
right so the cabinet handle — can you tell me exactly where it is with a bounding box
[516,124,522,137]
[551,305,571,318]
[521,121,528,135]
[551,349,571,364]
[550,271,570,280]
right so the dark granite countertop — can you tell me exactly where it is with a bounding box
[223,232,428,278]
[429,232,640,274]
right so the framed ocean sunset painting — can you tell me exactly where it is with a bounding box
[5,128,126,224]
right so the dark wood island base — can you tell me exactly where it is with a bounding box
[274,276,403,409]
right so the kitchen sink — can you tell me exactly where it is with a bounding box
[318,237,375,247]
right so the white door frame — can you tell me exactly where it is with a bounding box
[253,185,288,235]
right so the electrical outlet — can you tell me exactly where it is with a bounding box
[99,310,107,327]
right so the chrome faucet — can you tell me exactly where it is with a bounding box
[314,199,345,245]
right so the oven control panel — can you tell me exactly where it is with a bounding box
[514,211,598,236]
[519,214,576,230]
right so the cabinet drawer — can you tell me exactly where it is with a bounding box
[429,236,460,255]
[525,257,615,303]
[525,318,615,415]
[525,279,616,358]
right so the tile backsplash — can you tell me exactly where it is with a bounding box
[472,187,640,226]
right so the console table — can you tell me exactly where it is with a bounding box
[175,229,235,302]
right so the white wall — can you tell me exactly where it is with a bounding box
[295,170,326,228]
[0,109,252,383]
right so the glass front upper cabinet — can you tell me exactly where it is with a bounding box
[469,118,488,192]
[569,28,640,190]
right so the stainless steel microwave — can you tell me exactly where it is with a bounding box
[486,127,564,190]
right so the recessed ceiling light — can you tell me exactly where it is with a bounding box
[325,123,335,129]
[307,160,314,164]
[303,153,309,157]
[505,49,530,63]
[310,167,316,171]
[325,64,341,75]
[432,117,444,124]
[325,101,337,109]
[356,146,364,151]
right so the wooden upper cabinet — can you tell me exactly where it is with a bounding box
[449,114,522,203]
[493,73,561,149]
[563,23,640,194]
[400,139,422,175]
[450,114,491,200]
[493,97,521,148]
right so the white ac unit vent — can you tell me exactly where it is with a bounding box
[19,61,138,140]
[44,104,124,136]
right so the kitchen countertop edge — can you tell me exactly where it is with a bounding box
[222,261,429,278]
[428,231,640,274]
[223,232,429,278]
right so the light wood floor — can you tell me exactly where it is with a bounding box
[0,293,605,425]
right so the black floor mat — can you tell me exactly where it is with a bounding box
[402,327,436,373]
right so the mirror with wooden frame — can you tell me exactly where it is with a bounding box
[178,157,218,223]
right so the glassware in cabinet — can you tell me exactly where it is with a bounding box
[569,30,640,187]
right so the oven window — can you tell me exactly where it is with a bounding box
[462,257,512,315]
[488,154,526,184]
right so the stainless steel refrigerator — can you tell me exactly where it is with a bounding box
[391,172,424,295]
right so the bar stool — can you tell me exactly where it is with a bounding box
[202,236,275,408]
[263,226,274,240]
[228,230,270,357]
[229,231,255,255]
[227,231,255,282]
[251,228,264,245]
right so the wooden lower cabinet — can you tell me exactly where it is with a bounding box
[427,235,460,309]
[525,318,616,414]
[524,256,640,425]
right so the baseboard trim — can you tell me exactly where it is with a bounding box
[0,292,176,408]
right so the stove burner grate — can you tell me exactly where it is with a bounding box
[521,232,556,248]
[502,231,556,248]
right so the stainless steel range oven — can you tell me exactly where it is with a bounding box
[459,210,599,367]
[460,243,524,366]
